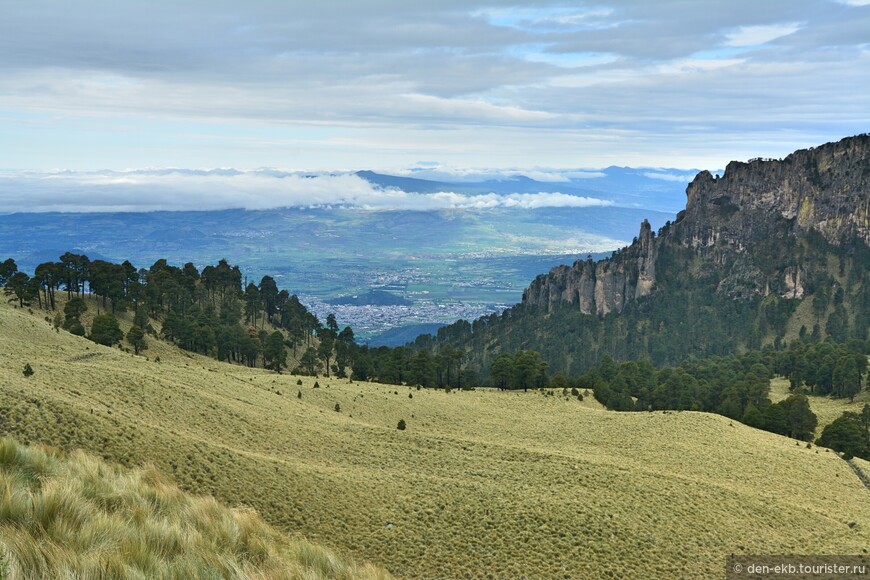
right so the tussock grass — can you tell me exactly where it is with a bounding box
[0,437,390,579]
[0,301,868,578]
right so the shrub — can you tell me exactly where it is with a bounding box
[89,313,123,347]
[334,403,341,412]
[817,411,869,460]
[313,382,320,389]
[397,419,406,431]
[22,363,33,378]
[297,391,302,399]
[297,379,303,385]
[67,321,86,336]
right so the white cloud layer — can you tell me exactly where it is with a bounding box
[0,170,614,213]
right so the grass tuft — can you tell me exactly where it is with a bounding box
[0,437,390,579]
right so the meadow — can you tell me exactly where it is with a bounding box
[0,301,867,578]
[770,377,870,436]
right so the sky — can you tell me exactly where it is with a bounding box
[0,1,868,211]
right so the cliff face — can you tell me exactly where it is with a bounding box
[522,219,656,316]
[523,134,870,314]
[682,134,870,248]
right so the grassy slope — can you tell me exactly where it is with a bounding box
[770,377,870,436]
[0,437,390,579]
[0,302,868,578]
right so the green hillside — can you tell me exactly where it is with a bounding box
[420,136,870,378]
[0,301,867,578]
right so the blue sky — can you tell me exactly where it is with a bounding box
[0,0,868,209]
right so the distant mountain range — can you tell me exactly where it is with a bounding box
[356,166,698,213]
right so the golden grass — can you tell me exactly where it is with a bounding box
[0,437,390,579]
[1,301,868,578]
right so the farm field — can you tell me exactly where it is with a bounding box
[0,301,867,578]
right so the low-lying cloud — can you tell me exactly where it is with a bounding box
[0,169,614,213]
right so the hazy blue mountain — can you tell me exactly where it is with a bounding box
[358,167,697,213]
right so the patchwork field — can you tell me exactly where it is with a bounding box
[0,302,867,578]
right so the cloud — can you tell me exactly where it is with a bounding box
[0,169,614,213]
[724,23,803,47]
[407,191,613,210]
[0,1,867,173]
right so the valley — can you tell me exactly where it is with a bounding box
[0,204,674,342]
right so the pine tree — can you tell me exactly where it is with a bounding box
[126,325,148,355]
[90,313,123,346]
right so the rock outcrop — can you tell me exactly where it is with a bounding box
[523,219,656,316]
[523,134,870,314]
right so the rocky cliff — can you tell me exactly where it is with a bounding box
[522,219,656,316]
[523,134,870,314]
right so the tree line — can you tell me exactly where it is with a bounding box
[0,254,352,375]
[579,340,869,443]
[3,253,867,408]
[4,253,564,390]
[774,340,868,401]
[411,228,870,379]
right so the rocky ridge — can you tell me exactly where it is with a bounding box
[523,134,870,315]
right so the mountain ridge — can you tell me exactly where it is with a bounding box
[523,134,869,316]
[422,134,870,375]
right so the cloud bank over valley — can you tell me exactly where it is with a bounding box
[0,169,618,213]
